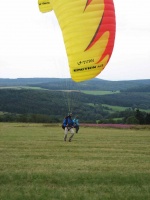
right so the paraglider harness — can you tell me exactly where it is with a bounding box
[62,116,73,130]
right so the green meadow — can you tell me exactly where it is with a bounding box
[0,123,150,200]
[102,104,150,113]
[0,86,45,90]
[82,90,120,95]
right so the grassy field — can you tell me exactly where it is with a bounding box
[102,104,129,112]
[0,123,150,200]
[82,90,120,95]
[102,104,150,113]
[0,86,46,90]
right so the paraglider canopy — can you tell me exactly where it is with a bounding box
[38,0,116,82]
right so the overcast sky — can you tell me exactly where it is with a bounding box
[0,0,150,81]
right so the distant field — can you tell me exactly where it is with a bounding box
[87,103,129,112]
[81,90,120,95]
[102,104,150,113]
[0,86,46,90]
[102,104,129,111]
[0,123,150,200]
[0,87,120,95]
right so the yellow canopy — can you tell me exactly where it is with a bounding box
[38,0,116,82]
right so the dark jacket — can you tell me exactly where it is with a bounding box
[63,116,74,127]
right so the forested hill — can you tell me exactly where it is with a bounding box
[0,78,150,123]
[0,78,150,91]
[0,78,53,86]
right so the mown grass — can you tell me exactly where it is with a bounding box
[0,123,150,200]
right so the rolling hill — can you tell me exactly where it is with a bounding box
[0,78,150,91]
[0,78,150,123]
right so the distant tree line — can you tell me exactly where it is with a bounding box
[0,89,150,124]
[0,113,60,123]
[97,109,150,125]
[0,109,150,125]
